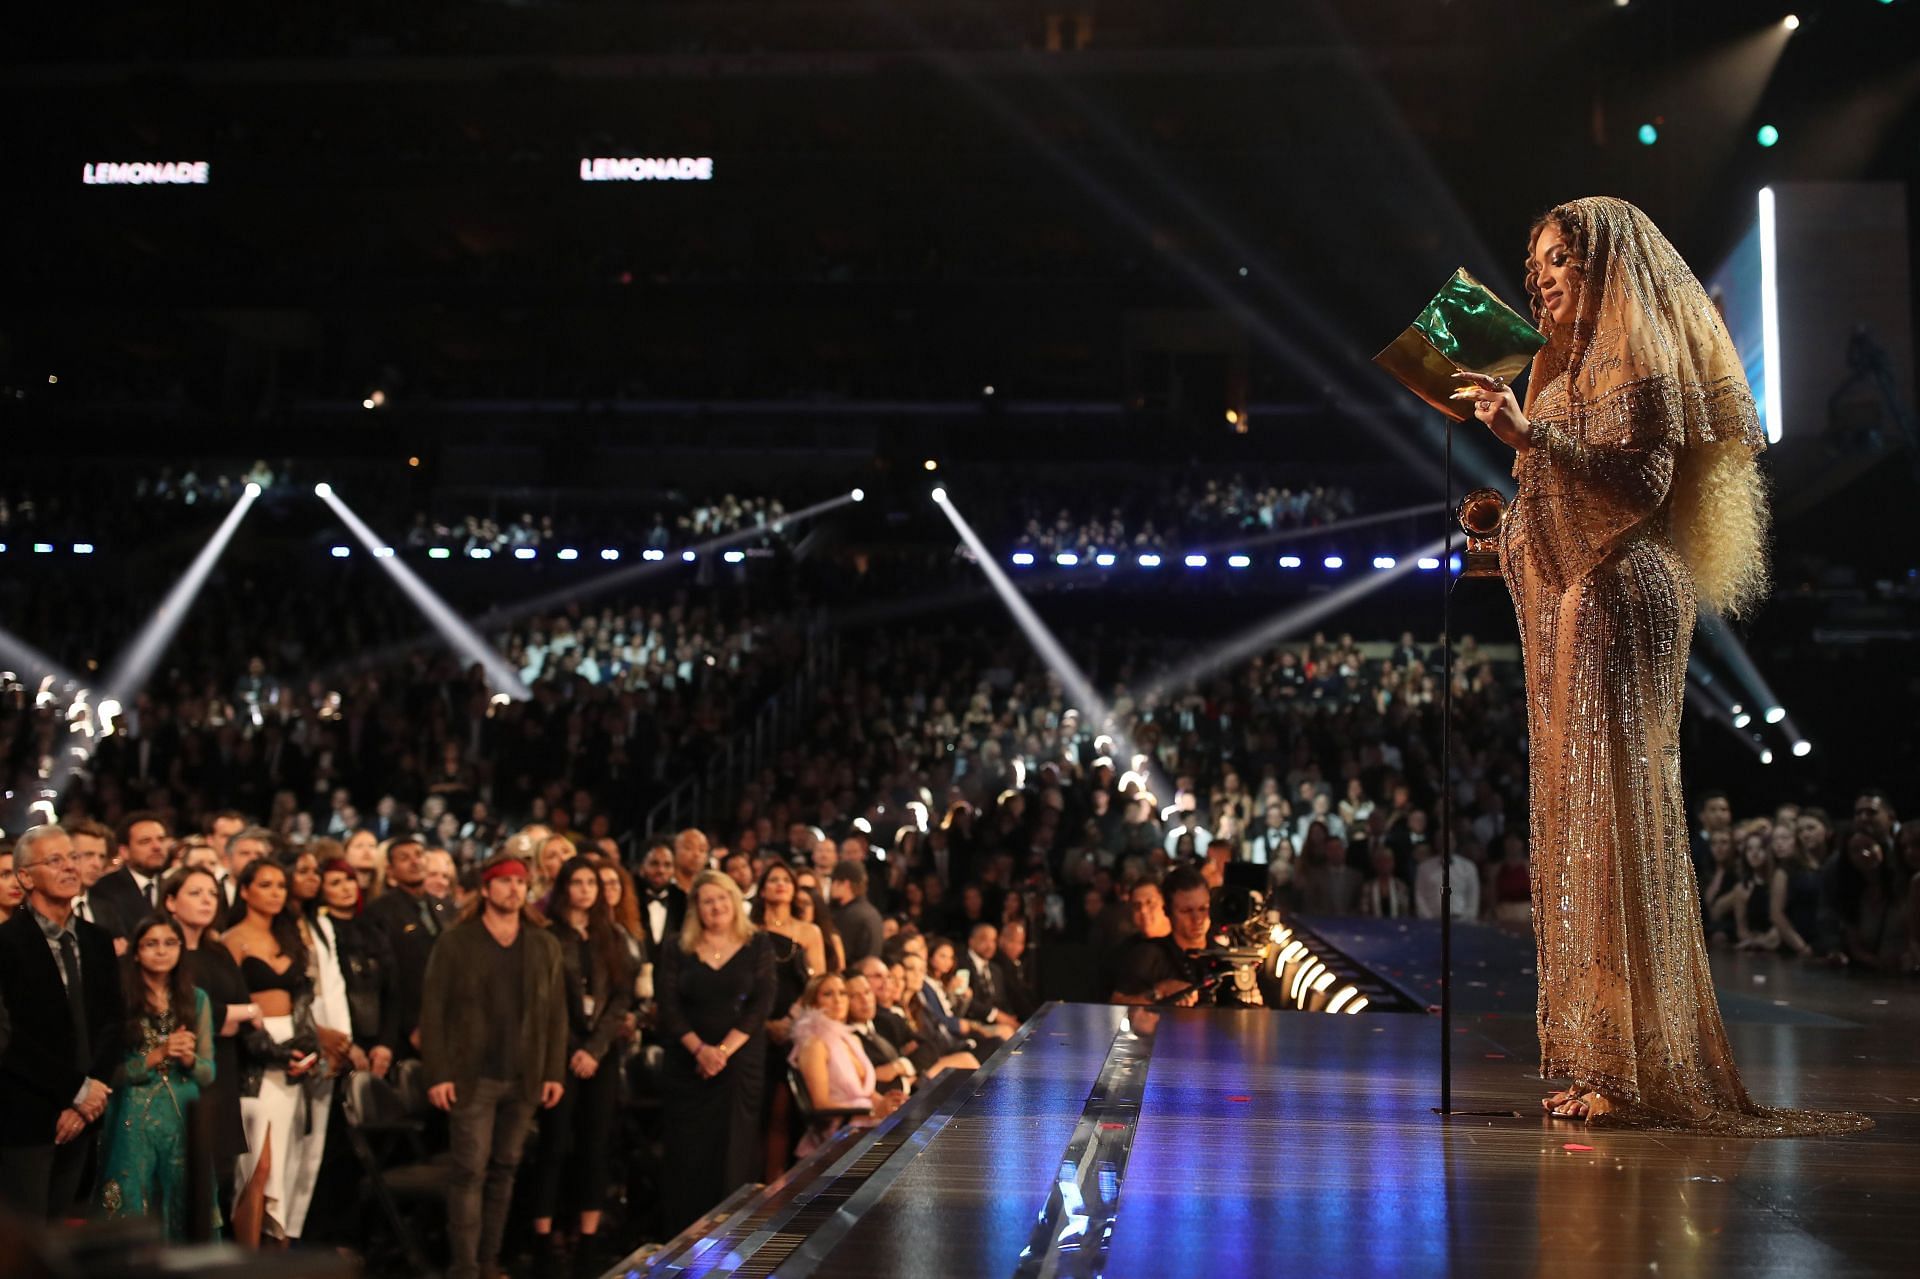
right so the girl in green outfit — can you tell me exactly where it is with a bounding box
[99,915,218,1237]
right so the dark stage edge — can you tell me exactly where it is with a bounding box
[619,936,1920,1279]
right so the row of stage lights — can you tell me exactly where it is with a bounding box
[326,545,758,565]
[1009,550,1452,573]
[1268,924,1370,1015]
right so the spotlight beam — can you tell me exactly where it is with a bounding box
[1694,612,1788,738]
[0,625,78,689]
[935,490,1157,791]
[46,484,262,804]
[318,487,531,700]
[1136,534,1455,704]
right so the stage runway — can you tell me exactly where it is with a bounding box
[632,924,1920,1278]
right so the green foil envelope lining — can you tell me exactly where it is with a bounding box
[1373,268,1546,421]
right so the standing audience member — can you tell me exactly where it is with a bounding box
[96,915,217,1238]
[361,836,449,1058]
[636,841,686,954]
[316,859,395,1076]
[656,869,775,1234]
[0,845,24,922]
[672,828,712,896]
[0,826,122,1219]
[750,861,823,1174]
[163,866,255,1213]
[64,820,123,941]
[527,859,635,1265]
[93,811,172,938]
[830,860,885,966]
[421,854,568,1279]
[224,857,324,1243]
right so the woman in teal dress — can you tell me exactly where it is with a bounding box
[99,914,220,1237]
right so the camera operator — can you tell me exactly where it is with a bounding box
[1110,869,1261,1007]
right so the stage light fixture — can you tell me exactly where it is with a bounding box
[557,548,579,561]
[514,547,536,560]
[1756,124,1780,147]
[1782,14,1799,30]
[1278,555,1302,569]
[1417,557,1442,570]
[1011,551,1037,566]
[375,547,394,558]
[1324,556,1344,570]
[428,547,450,559]
[408,456,421,468]
[468,548,492,560]
[982,385,995,396]
[1372,556,1396,570]
[1056,552,1080,567]
[1345,997,1369,1014]
[1638,123,1659,146]
[681,550,697,562]
[1094,552,1117,567]
[1732,712,1753,728]
[641,549,663,561]
[1138,553,1162,568]
[330,545,351,558]
[723,550,746,564]
[244,482,262,499]
[931,487,948,504]
[361,398,375,410]
[1184,554,1209,568]
[1326,986,1360,1015]
[851,487,866,502]
[1225,409,1240,425]
[34,543,53,554]
[1759,748,1775,765]
[1764,706,1786,724]
[73,544,93,555]
[923,459,939,472]
[1227,554,1251,569]
[314,482,332,497]
[1791,740,1812,757]
[605,549,625,561]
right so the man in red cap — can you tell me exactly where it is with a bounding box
[420,852,567,1279]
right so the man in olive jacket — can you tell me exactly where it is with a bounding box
[420,854,566,1279]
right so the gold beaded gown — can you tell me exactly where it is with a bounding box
[1499,197,1867,1136]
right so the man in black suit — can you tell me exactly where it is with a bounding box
[830,860,885,966]
[0,825,124,1218]
[90,810,172,939]
[990,917,1041,1023]
[362,836,452,1058]
[62,819,126,945]
[959,923,1019,1032]
[635,840,686,952]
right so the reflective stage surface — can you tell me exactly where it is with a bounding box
[632,929,1920,1279]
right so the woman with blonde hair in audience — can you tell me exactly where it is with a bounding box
[532,833,577,908]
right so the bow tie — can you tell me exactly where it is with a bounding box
[647,891,670,902]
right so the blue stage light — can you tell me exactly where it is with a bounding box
[514,547,536,560]
[603,549,623,561]
[73,543,94,555]
[1323,556,1344,570]
[330,546,351,558]
[34,543,53,554]
[641,549,664,561]
[1372,556,1397,570]
[682,550,697,562]
[1011,551,1036,566]
[468,548,492,560]
[1637,123,1658,146]
[723,550,746,564]
[1056,551,1080,567]
[1278,555,1302,569]
[1184,553,1209,568]
[1757,124,1780,148]
[1138,553,1162,568]
[1094,552,1117,567]
[1448,553,1463,573]
[557,548,579,561]
[1417,557,1441,570]
[1227,554,1251,569]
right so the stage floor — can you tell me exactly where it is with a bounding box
[634,926,1920,1278]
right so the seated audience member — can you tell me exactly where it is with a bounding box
[990,918,1041,1022]
[1358,846,1413,919]
[1820,831,1909,971]
[922,937,1010,1049]
[959,923,1020,1031]
[1413,841,1480,921]
[0,825,123,1219]
[96,914,217,1239]
[788,973,905,1155]
[1750,821,1822,958]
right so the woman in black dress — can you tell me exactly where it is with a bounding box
[749,861,822,1175]
[163,866,256,1223]
[657,869,775,1234]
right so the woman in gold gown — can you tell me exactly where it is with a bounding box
[1455,196,1868,1135]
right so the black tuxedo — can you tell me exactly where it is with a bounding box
[363,888,453,1054]
[0,909,124,1217]
[638,883,687,952]
[68,892,127,940]
[91,866,164,938]
[961,950,1005,1023]
[991,951,1040,1023]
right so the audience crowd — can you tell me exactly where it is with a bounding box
[1003,473,1359,557]
[2,611,1912,1274]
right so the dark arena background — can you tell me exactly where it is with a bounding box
[3,2,1919,1277]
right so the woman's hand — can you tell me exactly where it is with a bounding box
[166,1028,199,1067]
[569,1049,600,1079]
[694,1043,729,1078]
[1453,371,1532,452]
